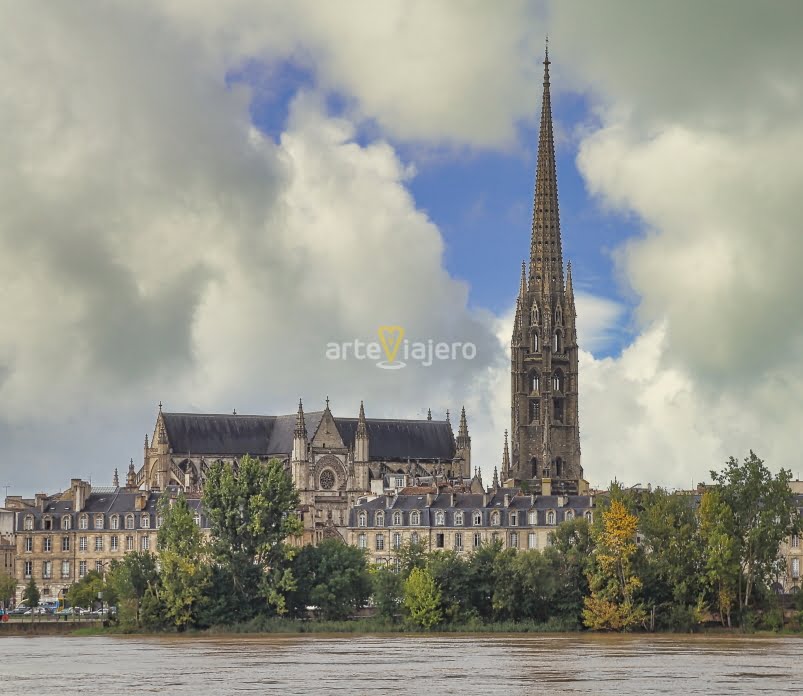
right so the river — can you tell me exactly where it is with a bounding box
[1,633,801,694]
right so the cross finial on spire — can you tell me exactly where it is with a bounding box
[233,408,237,415]
[427,408,432,421]
[158,401,162,412]
[446,409,450,424]
[325,395,330,410]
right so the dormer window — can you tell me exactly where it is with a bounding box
[141,514,150,529]
[473,511,482,526]
[94,514,104,530]
[491,511,500,527]
[375,511,385,527]
[566,510,574,521]
[110,515,119,530]
[410,510,421,526]
[61,516,71,531]
[547,511,556,525]
[510,512,518,526]
[528,510,537,525]
[79,514,88,530]
[393,511,402,526]
[358,512,367,528]
[435,511,445,526]
[125,514,135,530]
[454,511,464,526]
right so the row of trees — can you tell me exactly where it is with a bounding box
[58,450,801,632]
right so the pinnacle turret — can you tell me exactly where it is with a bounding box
[458,406,469,438]
[113,467,119,488]
[501,430,510,479]
[294,398,307,438]
[356,400,368,438]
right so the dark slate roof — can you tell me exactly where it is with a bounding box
[19,491,208,530]
[335,417,455,461]
[163,413,281,456]
[162,411,456,461]
[349,492,594,527]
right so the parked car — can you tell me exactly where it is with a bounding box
[23,607,47,616]
[7,606,28,616]
[55,607,77,617]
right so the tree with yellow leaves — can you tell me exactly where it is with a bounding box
[583,498,647,631]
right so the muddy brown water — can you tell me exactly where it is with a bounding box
[1,633,801,694]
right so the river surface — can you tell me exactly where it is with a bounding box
[1,633,801,694]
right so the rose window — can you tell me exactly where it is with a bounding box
[319,469,336,490]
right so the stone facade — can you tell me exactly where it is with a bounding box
[135,399,470,545]
[12,479,207,606]
[348,489,594,566]
[508,49,582,491]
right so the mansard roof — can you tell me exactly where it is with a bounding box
[161,411,456,461]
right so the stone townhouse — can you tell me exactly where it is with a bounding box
[348,488,594,566]
[13,477,207,607]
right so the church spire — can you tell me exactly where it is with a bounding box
[501,429,510,480]
[356,400,368,438]
[294,398,307,438]
[458,406,469,439]
[530,39,563,292]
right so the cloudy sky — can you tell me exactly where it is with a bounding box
[1,1,802,496]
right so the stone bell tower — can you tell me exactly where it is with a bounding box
[510,44,582,486]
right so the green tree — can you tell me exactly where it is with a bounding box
[466,538,503,620]
[0,571,17,609]
[426,550,473,622]
[497,550,557,622]
[698,488,740,626]
[394,539,429,578]
[711,451,800,612]
[638,489,704,630]
[545,516,593,624]
[67,570,105,610]
[107,552,159,627]
[288,539,371,620]
[370,565,403,622]
[156,492,207,631]
[22,578,40,611]
[403,567,442,629]
[583,499,647,631]
[203,455,301,619]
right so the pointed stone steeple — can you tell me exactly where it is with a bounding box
[126,459,136,488]
[113,467,119,488]
[455,406,472,479]
[492,466,500,490]
[355,400,369,463]
[501,430,510,480]
[458,406,469,439]
[529,40,564,293]
[292,398,307,461]
[565,260,576,308]
[509,42,582,486]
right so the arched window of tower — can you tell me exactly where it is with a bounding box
[555,457,563,478]
[530,372,539,393]
[530,458,538,478]
[552,370,564,393]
